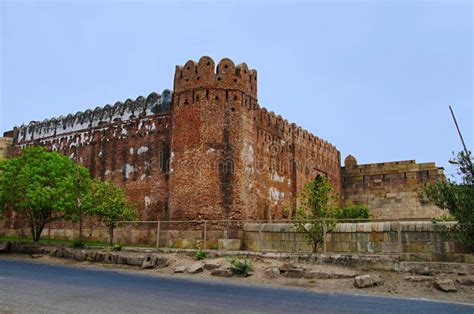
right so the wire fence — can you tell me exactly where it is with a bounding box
[0,217,463,255]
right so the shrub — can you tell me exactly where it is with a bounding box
[112,244,122,251]
[431,214,455,223]
[228,257,252,277]
[72,239,85,249]
[335,205,369,221]
[195,249,206,260]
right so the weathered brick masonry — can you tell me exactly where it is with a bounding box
[3,56,443,223]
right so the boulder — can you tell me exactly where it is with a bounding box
[48,249,58,257]
[203,262,220,271]
[85,251,97,262]
[285,268,305,279]
[412,267,437,276]
[211,268,233,277]
[141,254,155,269]
[280,262,295,273]
[434,279,457,292]
[96,251,106,262]
[187,263,203,274]
[31,254,43,259]
[141,254,169,269]
[264,267,280,279]
[404,276,434,283]
[0,241,11,253]
[174,266,186,273]
[73,250,86,262]
[457,277,474,286]
[354,274,384,288]
[116,254,128,265]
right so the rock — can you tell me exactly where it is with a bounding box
[73,250,86,261]
[154,256,169,268]
[96,251,106,262]
[218,239,241,251]
[48,249,58,257]
[0,241,11,253]
[85,251,97,262]
[264,267,280,279]
[203,262,220,271]
[434,279,457,292]
[31,254,43,259]
[412,267,436,276]
[127,256,143,266]
[280,263,295,273]
[141,254,155,269]
[211,268,233,277]
[174,266,186,273]
[354,274,384,288]
[141,254,169,269]
[187,263,203,274]
[457,277,474,286]
[285,268,305,279]
[404,276,433,283]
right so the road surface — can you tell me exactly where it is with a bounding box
[0,258,472,313]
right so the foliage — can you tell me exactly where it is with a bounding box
[112,244,122,251]
[195,249,206,260]
[334,205,369,221]
[292,175,337,253]
[228,257,252,277]
[420,151,474,252]
[71,239,86,249]
[0,146,91,242]
[82,179,138,246]
[431,214,455,223]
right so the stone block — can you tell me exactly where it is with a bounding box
[218,239,241,251]
[354,274,384,288]
[434,279,457,292]
[187,263,203,274]
[0,241,10,253]
[211,268,233,277]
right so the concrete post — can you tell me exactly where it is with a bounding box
[203,220,207,250]
[156,221,161,249]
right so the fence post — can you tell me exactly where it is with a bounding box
[203,220,207,250]
[398,218,402,254]
[156,221,161,249]
[323,219,327,253]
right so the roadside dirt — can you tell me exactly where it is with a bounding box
[3,253,473,304]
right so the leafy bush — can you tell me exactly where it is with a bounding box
[334,205,369,221]
[431,214,455,223]
[72,239,85,249]
[112,244,122,251]
[228,257,252,277]
[195,249,206,260]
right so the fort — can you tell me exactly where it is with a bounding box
[1,56,444,228]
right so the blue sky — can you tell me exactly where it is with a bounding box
[1,0,472,177]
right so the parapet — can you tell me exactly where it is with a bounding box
[174,56,257,99]
[342,158,443,176]
[11,90,172,144]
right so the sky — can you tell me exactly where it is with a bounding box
[1,0,472,178]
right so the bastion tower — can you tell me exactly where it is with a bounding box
[168,56,342,221]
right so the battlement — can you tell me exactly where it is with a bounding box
[342,155,442,176]
[10,90,172,144]
[174,56,257,99]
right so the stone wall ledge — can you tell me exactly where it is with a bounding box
[243,221,458,233]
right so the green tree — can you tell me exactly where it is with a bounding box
[420,151,474,252]
[292,175,338,253]
[0,146,91,242]
[83,179,138,246]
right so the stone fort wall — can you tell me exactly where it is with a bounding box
[342,156,445,219]
[2,56,443,225]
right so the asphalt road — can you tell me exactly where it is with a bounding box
[0,258,472,314]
